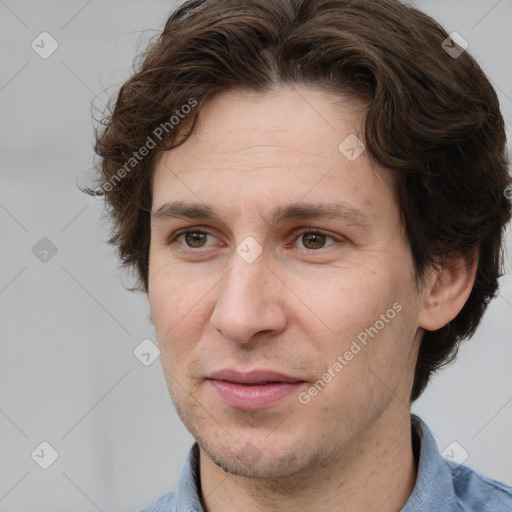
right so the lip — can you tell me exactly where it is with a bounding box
[207,369,307,410]
[208,368,305,384]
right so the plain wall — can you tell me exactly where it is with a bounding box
[0,0,510,510]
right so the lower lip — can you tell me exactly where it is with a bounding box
[209,380,306,410]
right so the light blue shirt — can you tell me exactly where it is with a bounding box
[140,414,512,511]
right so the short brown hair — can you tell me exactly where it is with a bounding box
[83,0,511,402]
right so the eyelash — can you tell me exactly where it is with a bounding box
[168,227,340,252]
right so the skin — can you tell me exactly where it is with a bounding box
[148,86,476,512]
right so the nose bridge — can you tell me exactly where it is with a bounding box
[225,255,265,306]
[210,248,285,343]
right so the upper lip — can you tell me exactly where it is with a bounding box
[208,369,305,384]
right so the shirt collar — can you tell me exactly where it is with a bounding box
[176,441,204,512]
[402,413,458,511]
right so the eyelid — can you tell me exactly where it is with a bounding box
[291,227,338,238]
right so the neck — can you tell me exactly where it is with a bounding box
[199,408,418,512]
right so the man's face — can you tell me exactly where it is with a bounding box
[148,86,424,479]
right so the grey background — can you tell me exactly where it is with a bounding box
[0,0,511,510]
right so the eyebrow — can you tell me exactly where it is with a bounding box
[151,200,370,226]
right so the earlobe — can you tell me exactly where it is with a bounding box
[418,249,479,332]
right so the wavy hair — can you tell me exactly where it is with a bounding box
[82,0,511,401]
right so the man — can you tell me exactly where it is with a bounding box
[85,0,512,510]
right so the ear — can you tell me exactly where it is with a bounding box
[418,248,478,331]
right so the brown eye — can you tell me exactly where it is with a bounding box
[295,230,336,250]
[185,231,207,247]
[301,232,327,249]
[176,230,212,248]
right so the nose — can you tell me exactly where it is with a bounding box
[209,251,287,345]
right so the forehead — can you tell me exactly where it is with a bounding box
[151,86,394,221]
[168,86,365,154]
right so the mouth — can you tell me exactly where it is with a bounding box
[206,369,308,410]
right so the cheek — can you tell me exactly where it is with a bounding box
[285,263,395,341]
[148,258,208,359]
[289,261,416,389]
[149,253,202,317]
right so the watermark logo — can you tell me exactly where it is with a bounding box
[338,134,365,162]
[32,237,58,263]
[236,441,263,468]
[442,32,468,59]
[236,236,263,264]
[31,441,59,469]
[134,338,160,366]
[98,98,197,195]
[441,441,469,468]
[31,32,59,59]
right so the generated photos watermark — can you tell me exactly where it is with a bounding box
[298,301,403,404]
[95,98,197,197]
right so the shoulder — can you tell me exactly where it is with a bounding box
[138,491,176,512]
[448,460,512,511]
[407,415,512,511]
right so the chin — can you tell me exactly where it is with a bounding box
[198,434,323,480]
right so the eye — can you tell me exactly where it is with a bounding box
[168,228,340,252]
[292,229,338,250]
[172,229,216,249]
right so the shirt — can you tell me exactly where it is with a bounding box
[139,414,512,511]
